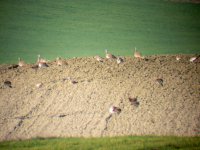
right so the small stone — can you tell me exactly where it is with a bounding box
[36,83,43,88]
[71,80,78,84]
[156,78,163,86]
[4,81,12,88]
[58,114,66,118]
[129,97,140,107]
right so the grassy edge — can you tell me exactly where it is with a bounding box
[0,136,200,150]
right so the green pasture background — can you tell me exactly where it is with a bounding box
[0,136,200,150]
[0,0,200,64]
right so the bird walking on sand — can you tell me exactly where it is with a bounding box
[37,54,47,63]
[56,57,67,66]
[117,57,124,64]
[105,49,116,60]
[129,97,140,107]
[36,83,43,88]
[176,55,181,61]
[37,54,48,68]
[109,106,121,114]
[38,61,48,68]
[189,55,200,62]
[94,55,103,62]
[18,57,26,67]
[134,47,144,59]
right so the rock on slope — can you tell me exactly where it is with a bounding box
[0,55,199,141]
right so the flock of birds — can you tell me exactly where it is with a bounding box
[18,54,68,68]
[12,48,200,114]
[4,48,146,115]
[17,48,200,69]
[95,48,145,64]
[17,48,146,68]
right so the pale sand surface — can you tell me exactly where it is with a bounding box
[0,55,199,141]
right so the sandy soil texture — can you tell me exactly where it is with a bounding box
[0,55,200,141]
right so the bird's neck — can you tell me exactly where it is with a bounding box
[37,56,40,62]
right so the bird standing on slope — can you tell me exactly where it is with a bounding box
[117,57,124,64]
[94,55,103,62]
[129,97,140,107]
[18,57,26,67]
[56,57,67,66]
[134,47,145,59]
[37,54,48,63]
[176,55,181,61]
[189,55,200,62]
[109,106,121,114]
[105,49,116,60]
[37,54,48,68]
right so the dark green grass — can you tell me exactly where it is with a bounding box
[0,0,200,63]
[0,136,200,150]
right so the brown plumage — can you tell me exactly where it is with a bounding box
[71,80,78,84]
[56,57,67,66]
[129,97,139,107]
[38,62,48,68]
[117,57,124,64]
[18,58,26,67]
[190,55,200,63]
[37,55,48,68]
[8,64,19,69]
[94,55,103,62]
[109,106,121,114]
[105,49,116,60]
[194,55,200,62]
[134,47,144,59]
[4,80,12,88]
[156,78,164,86]
[37,54,47,63]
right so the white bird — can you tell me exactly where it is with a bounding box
[38,62,48,68]
[117,57,124,64]
[94,55,103,62]
[134,47,144,59]
[36,83,43,88]
[109,106,121,114]
[18,57,26,67]
[37,54,47,63]
[105,49,116,60]
[37,55,48,68]
[176,56,181,61]
[189,57,197,62]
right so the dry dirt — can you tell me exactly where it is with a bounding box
[0,55,200,141]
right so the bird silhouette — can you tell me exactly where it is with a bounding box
[129,97,140,107]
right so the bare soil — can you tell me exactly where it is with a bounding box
[0,55,200,141]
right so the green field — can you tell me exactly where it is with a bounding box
[0,0,200,64]
[0,136,200,150]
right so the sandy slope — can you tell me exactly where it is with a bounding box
[0,55,199,141]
